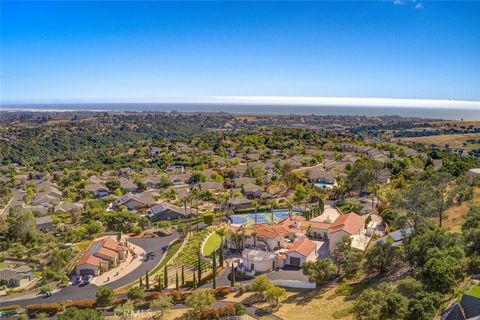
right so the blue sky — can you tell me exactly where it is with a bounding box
[1,1,480,104]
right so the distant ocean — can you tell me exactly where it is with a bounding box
[1,103,479,120]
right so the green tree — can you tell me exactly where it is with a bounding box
[58,308,102,320]
[230,263,235,287]
[302,259,338,286]
[106,179,121,192]
[462,205,480,230]
[249,275,273,298]
[266,286,287,307]
[7,208,37,244]
[95,287,116,307]
[150,295,173,318]
[426,172,454,227]
[185,289,216,314]
[353,283,408,320]
[365,242,401,274]
[418,246,467,293]
[175,271,179,290]
[164,265,168,288]
[332,236,362,278]
[127,286,145,301]
[212,250,217,289]
[145,270,150,290]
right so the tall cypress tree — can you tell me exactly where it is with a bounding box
[139,276,143,287]
[164,265,168,288]
[175,271,179,290]
[157,274,162,291]
[230,263,235,287]
[181,265,185,286]
[193,273,197,289]
[212,251,217,289]
[197,251,202,285]
[219,246,224,267]
[145,270,149,290]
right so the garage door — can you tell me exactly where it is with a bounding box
[79,269,95,276]
[290,257,301,266]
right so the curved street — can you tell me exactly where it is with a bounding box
[0,234,179,307]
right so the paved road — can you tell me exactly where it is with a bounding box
[1,189,24,216]
[0,234,179,307]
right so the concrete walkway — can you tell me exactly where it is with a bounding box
[91,237,146,286]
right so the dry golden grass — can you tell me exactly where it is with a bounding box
[223,287,355,320]
[443,187,480,232]
[428,120,480,128]
[400,133,480,151]
[274,287,355,320]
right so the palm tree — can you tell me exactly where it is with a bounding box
[252,228,258,248]
[215,226,228,266]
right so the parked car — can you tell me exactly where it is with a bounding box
[73,276,83,285]
[83,275,93,284]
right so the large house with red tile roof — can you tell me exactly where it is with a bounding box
[229,209,368,275]
[327,212,366,252]
[75,237,128,276]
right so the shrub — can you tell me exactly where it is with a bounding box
[66,299,96,309]
[170,290,191,302]
[196,305,236,320]
[237,283,246,294]
[112,298,127,306]
[213,286,231,298]
[145,291,164,301]
[26,304,62,316]
[235,303,247,315]
[0,305,21,311]
[203,213,214,225]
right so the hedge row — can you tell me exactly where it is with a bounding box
[145,286,232,302]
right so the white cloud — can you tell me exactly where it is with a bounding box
[210,96,480,109]
[393,0,404,5]
[415,3,424,9]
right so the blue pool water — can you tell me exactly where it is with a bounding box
[230,210,301,225]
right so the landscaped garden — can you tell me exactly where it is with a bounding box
[171,229,211,270]
[202,232,222,257]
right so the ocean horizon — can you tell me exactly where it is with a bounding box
[1,103,479,120]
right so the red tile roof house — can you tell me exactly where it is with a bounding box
[284,238,318,267]
[75,238,128,276]
[328,212,366,253]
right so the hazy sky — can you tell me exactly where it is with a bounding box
[1,1,480,104]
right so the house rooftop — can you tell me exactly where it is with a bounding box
[242,248,277,262]
[287,238,317,257]
[328,212,365,235]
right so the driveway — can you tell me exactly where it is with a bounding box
[1,189,24,216]
[0,234,179,307]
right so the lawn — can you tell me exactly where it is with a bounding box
[202,232,222,257]
[470,284,480,298]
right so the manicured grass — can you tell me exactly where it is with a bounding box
[152,240,181,274]
[202,232,222,257]
[470,284,480,298]
[0,261,6,269]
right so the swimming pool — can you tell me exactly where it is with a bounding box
[230,210,301,225]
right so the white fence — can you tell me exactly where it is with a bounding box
[271,279,316,289]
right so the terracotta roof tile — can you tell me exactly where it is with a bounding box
[328,213,365,235]
[287,238,317,257]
